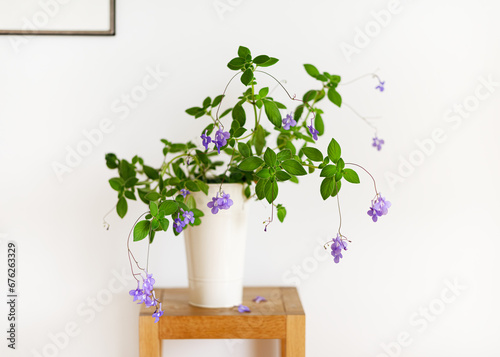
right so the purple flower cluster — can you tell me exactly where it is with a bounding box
[375,80,385,92]
[174,209,195,233]
[367,195,391,222]
[129,272,163,323]
[308,119,319,141]
[282,113,297,130]
[372,136,385,151]
[207,191,233,214]
[180,188,190,197]
[331,235,348,264]
[200,127,231,154]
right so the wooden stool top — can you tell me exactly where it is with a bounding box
[140,287,304,339]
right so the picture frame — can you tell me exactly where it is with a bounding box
[0,0,115,36]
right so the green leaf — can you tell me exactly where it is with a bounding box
[337,158,345,170]
[304,64,320,78]
[149,230,156,244]
[332,181,341,197]
[264,148,277,167]
[327,87,342,107]
[149,201,158,216]
[327,138,341,163]
[109,178,124,191]
[227,57,245,70]
[238,46,251,58]
[258,57,279,67]
[159,200,179,215]
[143,165,159,180]
[195,180,209,195]
[303,90,317,102]
[202,97,211,108]
[281,159,307,176]
[265,179,278,203]
[124,190,136,200]
[232,104,246,126]
[133,220,150,242]
[263,100,282,127]
[253,55,270,64]
[258,87,269,98]
[343,168,360,184]
[145,191,161,201]
[255,178,268,200]
[277,206,287,223]
[119,160,135,180]
[151,218,159,231]
[294,105,304,121]
[238,156,264,171]
[186,195,196,210]
[301,147,323,162]
[185,181,200,192]
[256,168,271,179]
[212,95,224,108]
[315,113,325,136]
[125,177,138,188]
[241,68,254,86]
[254,125,266,155]
[320,177,334,200]
[320,164,337,177]
[238,142,251,158]
[185,107,202,115]
[105,153,119,169]
[233,128,247,138]
[277,149,292,162]
[276,171,291,181]
[116,197,128,218]
[159,218,169,231]
[192,208,205,218]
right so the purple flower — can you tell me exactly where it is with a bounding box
[238,304,251,313]
[207,193,221,214]
[218,192,233,210]
[201,130,212,150]
[308,120,319,141]
[152,303,164,323]
[207,191,233,214]
[182,209,195,225]
[252,296,267,303]
[331,235,348,264]
[372,136,385,151]
[129,282,143,302]
[173,217,186,233]
[282,113,297,130]
[375,80,385,92]
[180,188,190,197]
[144,290,158,307]
[367,194,391,222]
[214,128,230,154]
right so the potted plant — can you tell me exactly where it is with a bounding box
[104,46,391,321]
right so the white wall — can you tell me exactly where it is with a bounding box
[1,0,500,356]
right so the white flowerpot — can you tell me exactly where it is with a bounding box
[183,183,248,308]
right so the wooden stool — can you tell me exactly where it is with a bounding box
[139,287,305,357]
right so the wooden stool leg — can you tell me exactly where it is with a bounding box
[139,314,161,357]
[283,315,305,357]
